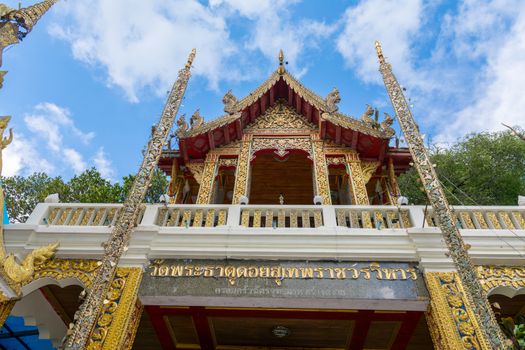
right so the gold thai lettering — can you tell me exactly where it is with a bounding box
[285,267,299,278]
[204,266,214,277]
[148,262,418,284]
[360,268,371,280]
[170,265,184,277]
[370,263,382,279]
[324,268,335,279]
[334,268,346,279]
[248,267,259,278]
[300,267,313,278]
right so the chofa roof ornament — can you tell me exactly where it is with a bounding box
[222,90,237,114]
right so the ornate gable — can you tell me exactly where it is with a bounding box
[246,101,316,134]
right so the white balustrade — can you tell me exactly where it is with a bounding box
[23,203,525,231]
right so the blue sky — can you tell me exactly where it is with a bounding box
[1,0,524,181]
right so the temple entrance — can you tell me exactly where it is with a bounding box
[249,152,314,205]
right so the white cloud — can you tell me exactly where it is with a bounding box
[435,0,525,142]
[50,0,335,101]
[335,0,423,86]
[63,148,87,174]
[24,103,94,152]
[3,134,55,177]
[212,0,336,75]
[93,147,115,180]
[50,0,238,102]
[3,103,110,177]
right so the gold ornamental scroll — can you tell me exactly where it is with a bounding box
[388,157,401,203]
[425,272,490,350]
[310,134,331,205]
[87,267,143,350]
[195,152,219,204]
[345,153,369,205]
[232,134,252,204]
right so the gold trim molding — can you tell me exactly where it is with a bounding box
[425,272,491,350]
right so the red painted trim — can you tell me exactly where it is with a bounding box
[269,85,275,105]
[305,103,312,122]
[235,119,242,140]
[288,86,293,105]
[347,310,373,350]
[378,140,386,162]
[321,121,327,139]
[180,140,189,163]
[208,131,215,150]
[145,305,177,350]
[223,125,230,144]
[261,92,267,114]
[335,125,342,144]
[390,311,422,350]
[296,93,302,115]
[351,130,359,149]
[190,307,215,350]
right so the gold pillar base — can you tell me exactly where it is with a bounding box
[425,272,491,350]
[87,267,143,350]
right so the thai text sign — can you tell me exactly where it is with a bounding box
[149,260,418,286]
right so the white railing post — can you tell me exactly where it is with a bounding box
[227,205,241,227]
[141,204,159,226]
[407,206,428,228]
[322,205,337,228]
[25,203,50,225]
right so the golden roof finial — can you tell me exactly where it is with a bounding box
[375,40,385,64]
[277,49,285,74]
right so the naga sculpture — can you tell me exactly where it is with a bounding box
[190,109,204,129]
[324,87,341,113]
[175,113,188,137]
[360,104,375,125]
[223,90,237,114]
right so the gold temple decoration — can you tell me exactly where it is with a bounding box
[311,134,331,205]
[425,272,490,350]
[277,49,285,75]
[375,41,508,348]
[476,265,525,292]
[232,134,252,204]
[346,156,369,205]
[186,162,204,185]
[195,152,219,204]
[246,102,315,133]
[64,50,196,349]
[251,137,312,158]
[360,160,380,184]
[0,0,58,67]
[87,268,142,350]
[0,116,59,297]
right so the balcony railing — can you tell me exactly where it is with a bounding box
[23,203,525,231]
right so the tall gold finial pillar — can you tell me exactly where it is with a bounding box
[375,40,509,348]
[277,49,285,74]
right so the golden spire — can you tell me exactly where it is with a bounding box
[375,40,385,64]
[277,49,285,74]
[1,0,58,39]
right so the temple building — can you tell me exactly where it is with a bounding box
[1,51,525,350]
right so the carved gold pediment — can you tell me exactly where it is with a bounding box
[246,102,316,133]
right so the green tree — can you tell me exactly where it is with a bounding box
[68,168,123,203]
[2,173,70,223]
[399,130,525,205]
[122,167,169,203]
[2,167,169,223]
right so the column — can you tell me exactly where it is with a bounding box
[87,267,143,350]
[388,157,401,202]
[311,135,331,205]
[195,152,219,204]
[425,272,491,350]
[0,300,15,328]
[345,152,369,205]
[232,135,252,204]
